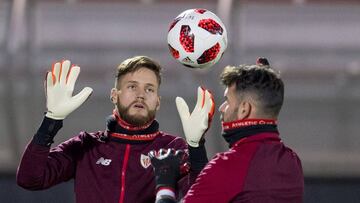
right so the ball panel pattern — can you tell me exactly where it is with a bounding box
[180,25,195,53]
[198,19,223,35]
[197,42,220,64]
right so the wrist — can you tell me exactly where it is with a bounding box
[185,130,206,147]
[189,140,208,172]
[156,187,175,202]
[155,177,177,191]
[45,112,65,120]
[33,116,63,147]
[155,166,179,190]
[186,138,200,147]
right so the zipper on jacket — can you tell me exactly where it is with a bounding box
[119,144,131,203]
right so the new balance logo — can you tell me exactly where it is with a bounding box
[96,157,112,166]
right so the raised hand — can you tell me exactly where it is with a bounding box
[175,87,215,147]
[45,60,93,120]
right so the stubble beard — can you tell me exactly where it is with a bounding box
[221,106,239,123]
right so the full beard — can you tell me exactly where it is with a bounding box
[117,101,156,126]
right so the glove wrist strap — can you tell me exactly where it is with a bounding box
[33,116,63,147]
[189,139,208,172]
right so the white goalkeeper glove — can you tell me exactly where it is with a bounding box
[176,86,215,147]
[45,60,93,120]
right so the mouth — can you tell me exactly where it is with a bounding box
[133,103,145,109]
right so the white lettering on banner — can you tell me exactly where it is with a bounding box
[223,119,277,130]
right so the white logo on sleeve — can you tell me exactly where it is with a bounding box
[96,157,112,166]
[140,154,151,169]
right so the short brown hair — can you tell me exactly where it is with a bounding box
[115,56,162,88]
[220,63,284,117]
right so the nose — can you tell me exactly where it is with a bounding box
[218,101,227,113]
[136,88,145,100]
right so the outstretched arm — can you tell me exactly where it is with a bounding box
[176,87,215,187]
[153,87,215,202]
[16,60,92,190]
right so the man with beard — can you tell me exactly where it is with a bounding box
[151,58,304,203]
[16,56,214,203]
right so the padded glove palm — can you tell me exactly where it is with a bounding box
[45,60,93,120]
[176,87,215,147]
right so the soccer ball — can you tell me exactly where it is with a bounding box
[167,8,228,69]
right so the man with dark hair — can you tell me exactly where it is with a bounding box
[152,58,304,203]
[16,56,214,203]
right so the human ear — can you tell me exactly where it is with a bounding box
[237,101,251,120]
[110,88,118,104]
[156,96,161,111]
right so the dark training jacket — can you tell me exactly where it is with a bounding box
[17,117,189,203]
[183,121,304,203]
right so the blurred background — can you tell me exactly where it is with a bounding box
[1,0,360,202]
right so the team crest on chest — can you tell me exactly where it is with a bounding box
[140,154,151,169]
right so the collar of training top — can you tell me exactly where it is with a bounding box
[105,110,160,144]
[221,119,279,147]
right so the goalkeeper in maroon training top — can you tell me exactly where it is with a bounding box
[151,58,304,203]
[16,56,212,203]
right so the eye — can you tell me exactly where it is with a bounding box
[146,87,155,93]
[128,84,136,90]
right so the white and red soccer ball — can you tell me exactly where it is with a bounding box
[167,8,228,69]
